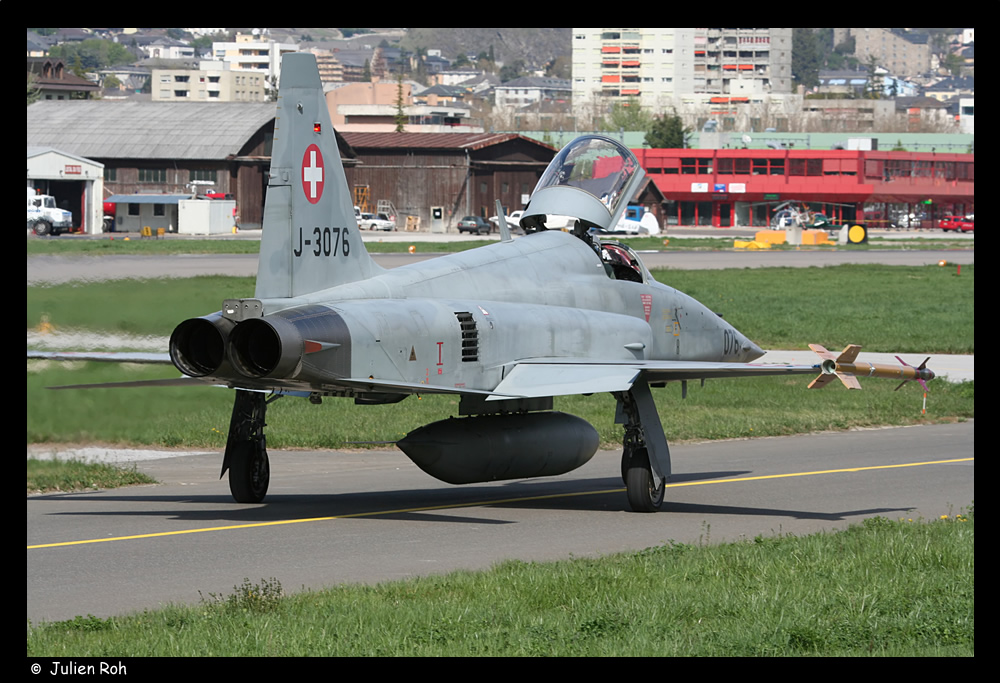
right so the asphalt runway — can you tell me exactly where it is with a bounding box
[27,420,974,623]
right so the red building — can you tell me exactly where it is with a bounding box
[632,148,974,229]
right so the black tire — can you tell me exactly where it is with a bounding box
[625,447,664,512]
[33,220,52,236]
[229,437,269,503]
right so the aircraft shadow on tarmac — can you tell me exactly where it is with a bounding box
[31,469,914,525]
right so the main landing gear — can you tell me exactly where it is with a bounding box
[615,381,670,512]
[222,389,278,503]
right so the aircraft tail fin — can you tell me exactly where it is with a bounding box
[255,52,383,300]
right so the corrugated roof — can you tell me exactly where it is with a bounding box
[341,132,551,152]
[26,100,274,160]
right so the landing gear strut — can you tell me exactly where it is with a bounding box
[222,390,274,503]
[615,380,670,512]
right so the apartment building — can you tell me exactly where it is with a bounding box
[152,65,267,102]
[851,28,932,78]
[212,31,298,86]
[572,28,792,116]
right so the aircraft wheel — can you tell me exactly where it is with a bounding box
[625,447,664,513]
[229,437,269,503]
[620,446,634,485]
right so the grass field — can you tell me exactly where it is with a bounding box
[26,458,155,495]
[26,233,974,256]
[26,510,973,656]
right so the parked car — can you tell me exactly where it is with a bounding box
[360,212,396,231]
[488,210,525,231]
[457,216,491,235]
[939,215,974,232]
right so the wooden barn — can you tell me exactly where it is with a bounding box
[340,133,557,230]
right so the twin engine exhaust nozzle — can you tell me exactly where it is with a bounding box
[169,313,306,381]
[170,305,349,383]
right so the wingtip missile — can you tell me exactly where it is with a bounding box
[808,344,935,390]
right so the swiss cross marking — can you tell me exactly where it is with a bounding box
[301,144,325,204]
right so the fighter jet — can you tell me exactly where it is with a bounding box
[31,53,932,512]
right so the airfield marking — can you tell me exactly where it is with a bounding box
[27,457,972,550]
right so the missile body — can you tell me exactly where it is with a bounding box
[808,344,934,391]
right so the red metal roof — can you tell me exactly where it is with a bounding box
[340,132,551,152]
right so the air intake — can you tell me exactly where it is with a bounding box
[455,312,478,362]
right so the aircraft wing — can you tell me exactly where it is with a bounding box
[489,359,821,400]
[28,350,172,364]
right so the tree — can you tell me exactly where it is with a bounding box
[394,69,407,133]
[942,53,964,78]
[644,111,689,149]
[599,98,653,133]
[499,59,525,83]
[545,55,571,79]
[792,27,821,89]
[864,55,881,99]
[27,73,41,106]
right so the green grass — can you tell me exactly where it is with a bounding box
[25,237,499,256]
[26,510,974,656]
[26,233,973,256]
[26,237,264,256]
[26,362,974,450]
[27,458,156,494]
[27,264,974,353]
[660,264,974,354]
[27,276,255,337]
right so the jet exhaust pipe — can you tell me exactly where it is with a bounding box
[228,305,351,380]
[229,316,303,379]
[169,313,235,377]
[397,412,600,485]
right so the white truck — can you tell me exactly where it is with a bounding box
[27,188,73,236]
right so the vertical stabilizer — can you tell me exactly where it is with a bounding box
[256,53,383,300]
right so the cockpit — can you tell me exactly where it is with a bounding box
[520,135,650,284]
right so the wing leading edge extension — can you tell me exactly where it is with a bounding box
[489,359,822,400]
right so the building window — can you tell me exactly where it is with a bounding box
[138,168,166,183]
[681,158,713,174]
